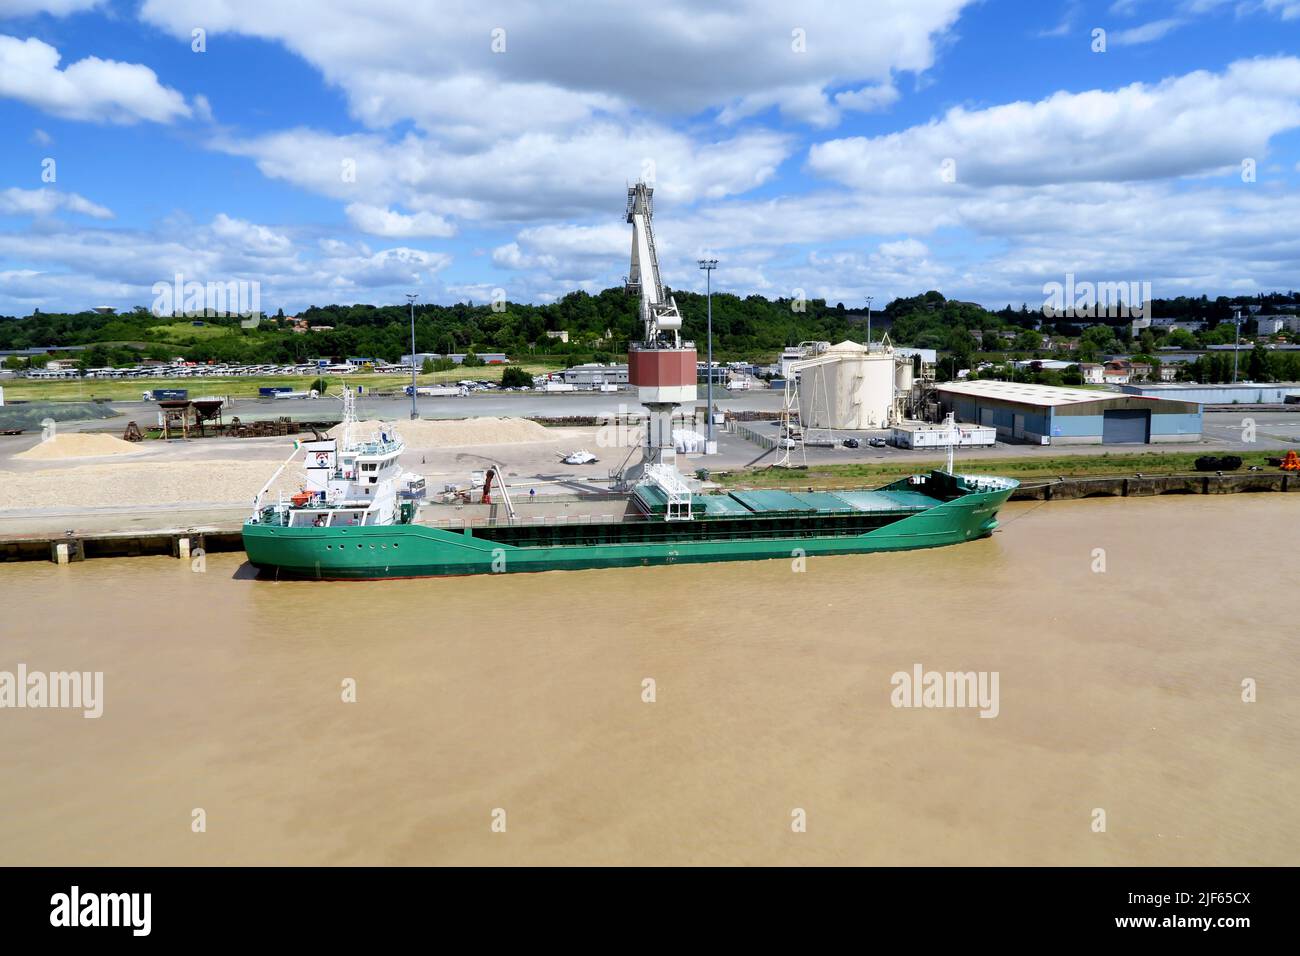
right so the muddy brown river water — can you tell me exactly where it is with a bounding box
[1,494,1296,865]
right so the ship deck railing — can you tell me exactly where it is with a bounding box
[348,438,402,456]
[954,474,1019,493]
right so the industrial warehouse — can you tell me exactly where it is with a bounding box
[936,380,1203,445]
[773,354,1205,447]
[1119,382,1300,405]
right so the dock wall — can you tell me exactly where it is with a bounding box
[1,472,1295,564]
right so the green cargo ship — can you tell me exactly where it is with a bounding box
[244,181,1018,580]
[242,410,1018,579]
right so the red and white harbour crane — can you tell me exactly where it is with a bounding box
[624,182,697,473]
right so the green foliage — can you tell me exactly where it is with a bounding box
[1247,344,1268,381]
[1185,348,1300,383]
[499,365,533,388]
[1014,329,1042,351]
[3,290,1299,383]
[1077,325,1119,361]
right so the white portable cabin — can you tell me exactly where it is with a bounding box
[891,421,996,449]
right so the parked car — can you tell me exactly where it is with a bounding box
[867,437,888,447]
[842,437,860,448]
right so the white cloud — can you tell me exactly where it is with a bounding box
[1262,1,1300,20]
[210,214,292,255]
[0,34,190,124]
[1111,18,1185,45]
[835,83,901,114]
[218,124,792,223]
[0,215,455,314]
[482,164,1300,311]
[0,1,102,14]
[6,1,1300,315]
[0,186,111,219]
[191,93,213,123]
[345,203,455,238]
[139,0,973,136]
[877,238,930,260]
[718,85,840,128]
[808,57,1300,191]
[1038,1,1083,38]
[490,222,625,279]
[490,242,555,271]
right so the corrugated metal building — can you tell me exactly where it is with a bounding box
[563,363,628,386]
[937,380,1202,445]
[1119,382,1300,405]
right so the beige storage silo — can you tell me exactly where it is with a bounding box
[794,340,897,429]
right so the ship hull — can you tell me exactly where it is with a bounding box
[242,483,1015,580]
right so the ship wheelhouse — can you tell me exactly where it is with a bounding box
[252,400,417,530]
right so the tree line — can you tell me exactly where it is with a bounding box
[2,288,1297,377]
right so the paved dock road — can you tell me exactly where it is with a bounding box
[0,502,247,539]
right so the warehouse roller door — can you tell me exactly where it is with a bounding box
[1102,408,1150,444]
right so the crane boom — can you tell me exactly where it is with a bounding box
[622,181,696,479]
[626,182,682,345]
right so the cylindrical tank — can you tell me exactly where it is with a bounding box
[895,359,914,393]
[795,343,895,429]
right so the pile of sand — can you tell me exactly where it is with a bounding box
[331,417,551,448]
[14,432,143,461]
[0,460,300,509]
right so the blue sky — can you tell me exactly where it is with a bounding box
[1,0,1299,316]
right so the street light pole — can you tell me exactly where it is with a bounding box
[865,295,874,349]
[698,258,718,446]
[406,293,419,420]
[1231,307,1242,385]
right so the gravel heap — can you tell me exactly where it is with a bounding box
[0,460,298,509]
[13,432,143,461]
